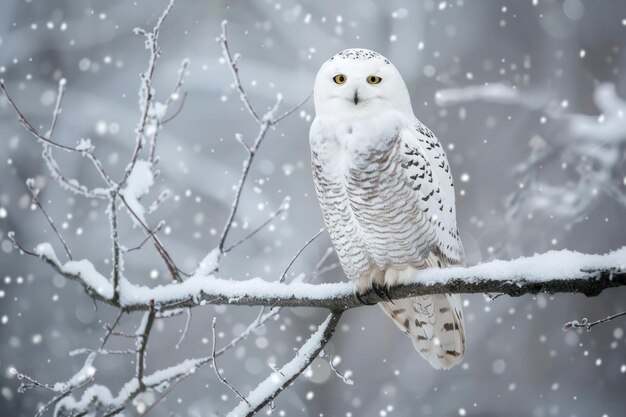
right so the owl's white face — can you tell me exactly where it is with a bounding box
[313,49,413,118]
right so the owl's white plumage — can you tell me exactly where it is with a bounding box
[310,49,466,369]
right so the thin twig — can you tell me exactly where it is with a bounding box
[16,372,56,393]
[224,197,290,253]
[217,120,270,252]
[211,317,250,405]
[175,308,192,349]
[218,20,261,123]
[327,353,353,385]
[164,60,189,108]
[150,59,189,160]
[119,193,184,281]
[0,81,78,152]
[45,78,66,138]
[147,191,170,215]
[2,80,109,199]
[70,348,136,356]
[26,180,73,260]
[34,375,94,417]
[563,310,626,331]
[118,0,175,189]
[233,133,251,154]
[486,293,505,302]
[215,22,310,254]
[272,91,312,124]
[278,228,325,283]
[101,310,125,348]
[162,91,188,125]
[137,370,191,417]
[124,221,165,253]
[84,148,116,187]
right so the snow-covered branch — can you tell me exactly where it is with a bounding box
[2,2,314,416]
[227,312,342,417]
[20,241,626,312]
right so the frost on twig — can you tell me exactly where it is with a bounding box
[326,353,354,386]
[563,310,626,331]
[215,20,311,254]
[3,2,312,415]
[25,178,73,261]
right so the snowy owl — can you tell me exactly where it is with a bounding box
[309,49,466,369]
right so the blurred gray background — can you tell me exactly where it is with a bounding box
[1,0,625,416]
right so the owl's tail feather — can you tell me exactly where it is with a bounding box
[379,293,465,369]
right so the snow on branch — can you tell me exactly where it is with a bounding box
[2,1,316,415]
[227,312,342,417]
[19,240,626,312]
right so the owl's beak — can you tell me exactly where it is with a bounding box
[353,90,359,105]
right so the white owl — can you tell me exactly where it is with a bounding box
[310,49,466,369]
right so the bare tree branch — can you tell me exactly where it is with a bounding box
[224,197,290,254]
[278,228,325,283]
[1,79,111,199]
[563,310,626,331]
[118,193,184,282]
[212,318,250,405]
[0,79,79,152]
[215,20,310,254]
[26,179,73,260]
[217,20,262,123]
[217,119,271,252]
[175,308,192,350]
[118,0,174,189]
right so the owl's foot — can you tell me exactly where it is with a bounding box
[355,291,377,306]
[372,283,394,304]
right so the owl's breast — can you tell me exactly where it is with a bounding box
[311,146,370,281]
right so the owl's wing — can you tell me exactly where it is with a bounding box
[399,120,465,265]
[380,122,466,369]
[380,253,465,369]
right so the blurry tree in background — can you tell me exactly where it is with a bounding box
[1,1,626,416]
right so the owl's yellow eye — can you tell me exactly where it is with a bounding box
[367,75,382,84]
[333,74,347,84]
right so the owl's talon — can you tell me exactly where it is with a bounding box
[372,284,386,301]
[384,286,395,304]
[356,291,377,306]
[372,283,394,304]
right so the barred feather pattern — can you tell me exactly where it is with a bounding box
[311,126,463,281]
[310,120,466,369]
[379,254,465,369]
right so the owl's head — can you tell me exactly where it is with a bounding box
[313,48,413,117]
